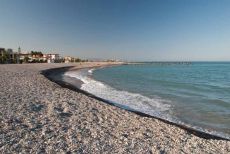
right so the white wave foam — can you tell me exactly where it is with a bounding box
[88,69,95,74]
[65,69,172,120]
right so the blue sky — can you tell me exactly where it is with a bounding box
[0,0,230,61]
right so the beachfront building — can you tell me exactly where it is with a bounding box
[19,53,32,62]
[64,56,73,63]
[0,48,17,63]
[0,47,62,64]
[64,56,81,63]
[44,53,60,63]
[0,48,6,63]
[31,51,42,57]
[18,51,43,63]
[6,49,15,63]
[18,52,60,63]
[0,48,5,57]
[0,48,5,54]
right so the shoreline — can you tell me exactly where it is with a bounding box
[42,64,229,141]
[1,63,229,153]
[42,62,125,89]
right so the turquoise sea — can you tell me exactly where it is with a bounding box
[65,62,230,139]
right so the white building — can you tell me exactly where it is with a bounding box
[64,56,73,63]
[44,54,59,63]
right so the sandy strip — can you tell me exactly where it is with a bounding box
[0,62,229,153]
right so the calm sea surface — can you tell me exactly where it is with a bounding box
[66,62,230,138]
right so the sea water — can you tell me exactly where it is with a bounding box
[65,62,230,139]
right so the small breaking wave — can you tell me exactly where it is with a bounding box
[88,68,95,74]
[65,69,172,120]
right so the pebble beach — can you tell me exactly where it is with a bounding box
[0,62,230,153]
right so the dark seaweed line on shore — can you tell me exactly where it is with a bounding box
[41,66,230,141]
